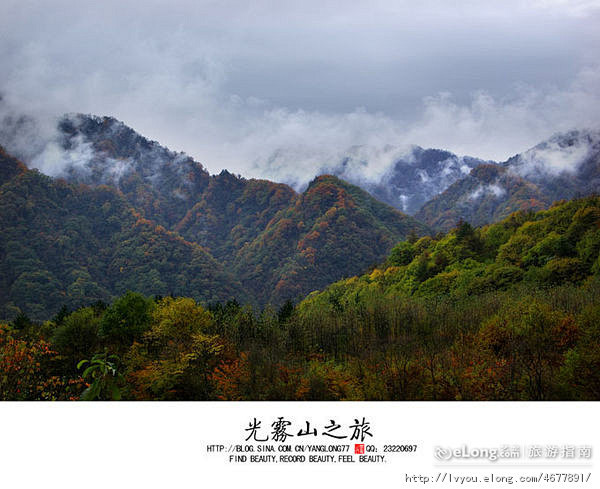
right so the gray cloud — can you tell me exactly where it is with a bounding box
[1,0,599,186]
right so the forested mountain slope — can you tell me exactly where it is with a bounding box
[0,157,245,319]
[5,197,597,401]
[231,174,429,304]
[0,139,427,318]
[307,195,600,304]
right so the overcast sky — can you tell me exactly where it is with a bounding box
[1,0,599,181]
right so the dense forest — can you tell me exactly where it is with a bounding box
[4,116,598,320]
[2,196,599,400]
[0,119,426,318]
[0,160,247,318]
[1,116,599,400]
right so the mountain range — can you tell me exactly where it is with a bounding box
[326,144,488,214]
[0,114,427,319]
[323,129,600,231]
[415,130,600,230]
[1,113,598,319]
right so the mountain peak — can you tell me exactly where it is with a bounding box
[469,163,505,182]
[330,145,485,214]
[50,113,211,227]
[306,173,344,188]
[505,128,600,180]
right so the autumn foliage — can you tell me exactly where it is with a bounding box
[0,190,599,400]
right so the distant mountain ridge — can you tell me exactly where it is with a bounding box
[504,129,600,197]
[417,129,600,230]
[36,114,600,232]
[327,145,488,214]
